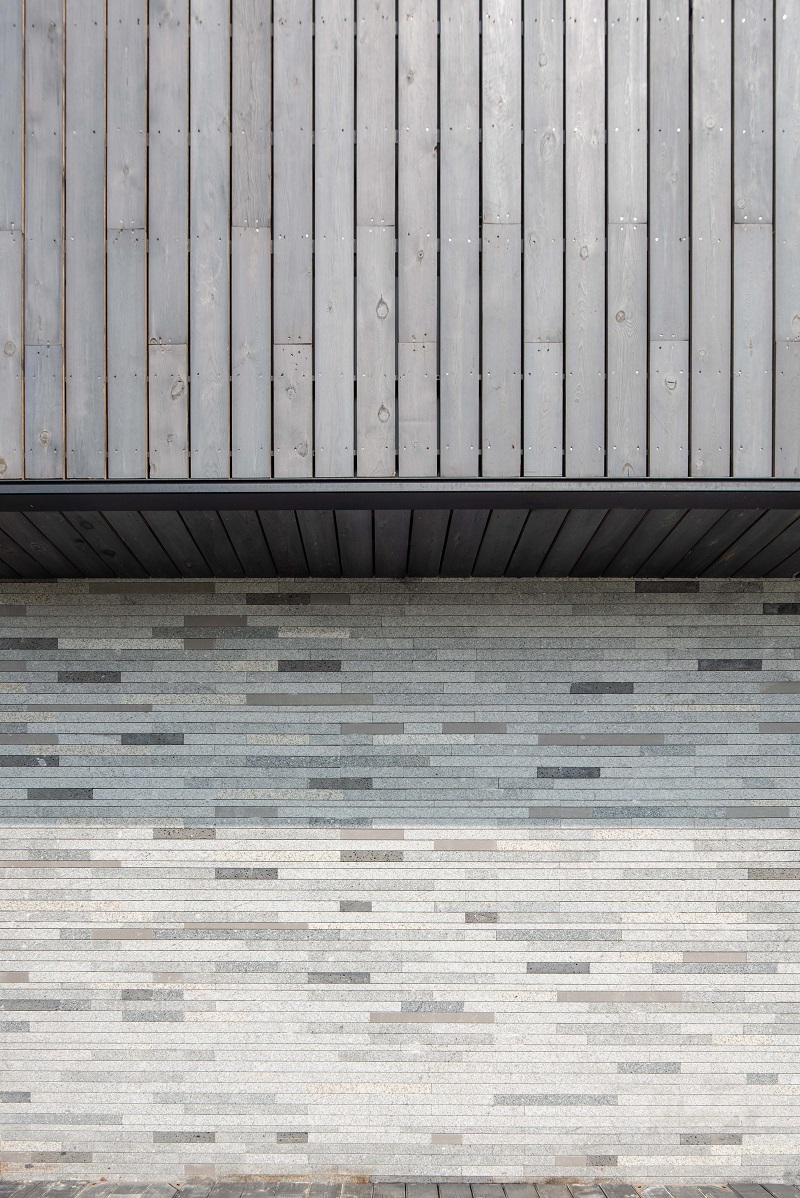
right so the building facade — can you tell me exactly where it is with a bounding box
[1,0,799,1186]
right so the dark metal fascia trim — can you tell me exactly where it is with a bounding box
[1,478,800,512]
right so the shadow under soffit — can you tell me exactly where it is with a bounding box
[0,479,798,580]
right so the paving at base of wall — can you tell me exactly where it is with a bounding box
[1,578,799,1183]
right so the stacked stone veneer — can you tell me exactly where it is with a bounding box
[1,578,799,1183]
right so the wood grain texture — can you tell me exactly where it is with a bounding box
[775,0,800,343]
[24,0,63,347]
[607,223,646,477]
[523,0,564,347]
[565,0,605,477]
[24,347,64,478]
[398,0,437,478]
[65,0,106,478]
[733,223,772,477]
[273,0,313,347]
[149,0,189,346]
[608,0,647,222]
[189,0,231,478]
[148,344,189,479]
[232,0,271,229]
[273,344,313,479]
[107,230,147,477]
[356,227,395,477]
[231,0,271,478]
[0,233,22,479]
[649,340,689,478]
[315,0,355,478]
[439,0,480,477]
[691,0,732,477]
[357,0,395,227]
[776,341,800,478]
[734,0,773,224]
[524,342,562,476]
[483,0,522,224]
[231,228,271,478]
[649,0,689,341]
[398,342,437,476]
[107,0,146,230]
[482,227,522,477]
[0,0,22,232]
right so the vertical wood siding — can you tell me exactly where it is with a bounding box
[2,1,794,480]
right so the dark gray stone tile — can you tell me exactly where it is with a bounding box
[636,581,699,593]
[748,867,800,879]
[276,1132,308,1143]
[309,777,373,790]
[0,637,57,649]
[121,734,185,746]
[153,828,216,840]
[679,1132,742,1145]
[27,787,93,801]
[214,867,278,880]
[0,755,59,767]
[698,658,762,671]
[340,850,403,862]
[570,682,634,694]
[152,1131,215,1143]
[340,900,372,912]
[57,670,121,683]
[278,659,342,672]
[537,767,600,779]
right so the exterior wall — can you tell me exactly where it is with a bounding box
[1,1,795,482]
[1,577,799,1183]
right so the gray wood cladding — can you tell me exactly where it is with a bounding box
[1,1,794,481]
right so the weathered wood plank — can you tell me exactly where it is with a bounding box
[604,508,686,575]
[691,0,732,476]
[25,0,63,480]
[315,0,355,478]
[649,340,689,476]
[103,510,183,577]
[775,0,800,344]
[734,0,773,224]
[357,0,395,478]
[670,507,764,576]
[189,0,230,478]
[607,222,647,476]
[439,0,480,477]
[637,508,723,577]
[65,0,106,478]
[733,223,772,476]
[107,0,146,230]
[572,507,646,575]
[148,0,188,345]
[26,511,114,577]
[0,512,80,577]
[483,227,522,476]
[273,0,313,346]
[148,344,189,479]
[0,0,23,231]
[398,343,437,476]
[523,0,563,350]
[649,0,689,343]
[273,344,313,479]
[776,341,800,478]
[62,511,149,577]
[24,347,63,479]
[357,0,395,227]
[398,0,437,478]
[483,1,522,225]
[608,0,647,222]
[565,0,605,476]
[524,342,563,476]
[440,509,490,576]
[231,228,271,478]
[356,227,395,477]
[232,0,271,229]
[0,232,22,479]
[107,230,147,477]
[703,508,800,576]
